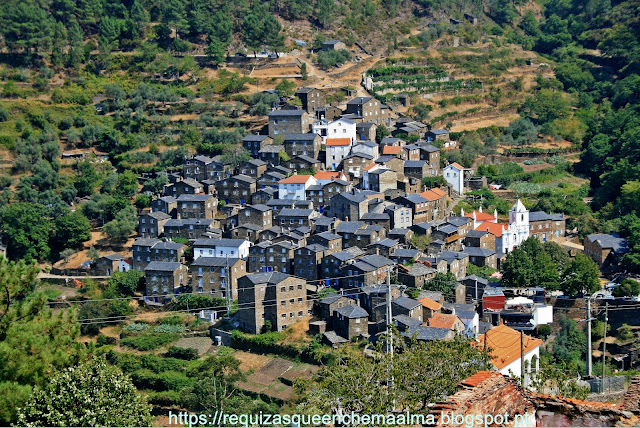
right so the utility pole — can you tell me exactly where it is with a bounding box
[586,298,594,377]
[602,302,609,393]
[520,330,525,387]
[386,268,393,357]
[225,255,231,319]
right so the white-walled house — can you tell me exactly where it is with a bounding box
[444,162,465,194]
[474,199,530,254]
[193,238,251,259]
[362,163,382,190]
[326,138,352,170]
[312,118,356,144]
[278,174,317,200]
[477,324,542,387]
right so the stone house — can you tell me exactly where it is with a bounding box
[216,175,256,205]
[190,257,246,300]
[163,218,214,240]
[184,156,227,182]
[419,188,448,222]
[163,178,204,198]
[144,262,188,302]
[327,191,369,221]
[307,231,343,255]
[238,159,267,179]
[425,128,450,142]
[393,193,431,224]
[294,243,327,281]
[243,135,273,158]
[368,169,397,193]
[417,142,441,176]
[584,233,629,266]
[151,196,177,218]
[360,212,390,230]
[275,208,319,229]
[529,211,566,242]
[463,230,495,251]
[237,272,308,334]
[321,40,347,50]
[346,226,384,249]
[294,87,325,114]
[391,296,423,321]
[345,96,390,125]
[367,238,400,258]
[288,155,321,172]
[133,239,185,271]
[404,160,428,181]
[427,313,465,333]
[334,305,369,340]
[463,247,497,269]
[177,194,217,219]
[323,179,353,202]
[258,171,286,190]
[267,109,312,137]
[258,145,285,164]
[339,254,394,289]
[356,122,377,142]
[284,133,322,159]
[321,247,365,281]
[248,240,297,274]
[139,211,170,238]
[317,294,356,328]
[400,144,421,161]
[252,187,277,205]
[398,263,438,289]
[238,204,273,229]
[343,153,375,179]
[94,253,129,276]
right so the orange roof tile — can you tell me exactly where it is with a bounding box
[475,221,507,238]
[314,171,344,180]
[465,210,496,221]
[427,313,460,329]
[326,138,351,146]
[420,190,444,201]
[460,371,502,387]
[430,187,446,197]
[383,146,401,155]
[449,162,464,170]
[279,174,313,184]
[418,297,442,311]
[363,163,377,171]
[475,324,543,370]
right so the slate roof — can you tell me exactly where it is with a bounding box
[293,154,320,164]
[394,248,421,258]
[428,128,449,135]
[277,208,315,218]
[177,194,214,202]
[437,224,459,234]
[335,305,369,318]
[152,241,185,250]
[462,275,489,285]
[404,264,436,277]
[315,231,342,241]
[191,257,241,267]
[243,134,270,142]
[361,212,390,221]
[586,234,629,253]
[144,211,171,220]
[371,238,399,248]
[284,133,319,141]
[144,261,182,271]
[419,143,440,153]
[319,294,350,305]
[394,314,422,328]
[389,228,412,237]
[304,243,328,252]
[193,238,247,247]
[323,331,348,344]
[347,96,373,105]
[375,155,396,163]
[335,221,365,234]
[164,219,213,227]
[466,230,489,239]
[259,145,285,153]
[463,247,496,257]
[404,160,426,168]
[393,296,421,310]
[267,109,306,117]
[337,192,368,203]
[329,247,365,262]
[103,253,124,261]
[243,272,291,285]
[402,325,451,341]
[248,204,272,212]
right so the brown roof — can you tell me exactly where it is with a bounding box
[418,296,442,311]
[279,174,313,184]
[383,146,401,155]
[427,313,460,329]
[475,221,507,238]
[326,138,351,146]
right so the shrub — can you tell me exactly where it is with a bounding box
[153,324,185,334]
[120,334,179,351]
[124,322,150,332]
[164,346,199,360]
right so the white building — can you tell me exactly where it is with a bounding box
[478,324,542,387]
[325,138,352,170]
[475,199,530,254]
[278,174,317,200]
[362,163,382,190]
[443,162,465,194]
[312,118,356,144]
[193,238,251,259]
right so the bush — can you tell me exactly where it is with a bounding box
[316,49,351,69]
[148,391,183,406]
[153,324,185,334]
[120,334,179,351]
[124,322,149,332]
[164,346,199,360]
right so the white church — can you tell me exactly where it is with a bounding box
[471,199,530,255]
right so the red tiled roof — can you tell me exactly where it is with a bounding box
[418,297,442,311]
[314,171,344,180]
[420,189,445,201]
[383,146,401,155]
[279,174,313,184]
[465,210,496,221]
[364,163,377,171]
[326,138,351,146]
[475,324,543,370]
[475,221,507,238]
[449,162,464,170]
[460,371,502,387]
[427,313,460,329]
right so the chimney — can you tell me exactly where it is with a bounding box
[479,206,483,213]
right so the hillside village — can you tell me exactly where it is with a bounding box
[1,0,640,425]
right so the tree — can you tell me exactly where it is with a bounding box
[0,203,52,261]
[103,206,137,243]
[501,247,535,288]
[60,249,75,264]
[263,14,284,56]
[104,270,144,298]
[17,357,152,427]
[53,211,91,251]
[376,124,390,144]
[315,0,334,28]
[206,37,226,66]
[242,13,264,56]
[298,333,490,414]
[301,62,308,80]
[0,0,54,58]
[612,279,640,297]
[521,89,571,125]
[87,247,99,262]
[275,79,296,97]
[562,252,600,296]
[162,0,188,39]
[426,272,457,296]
